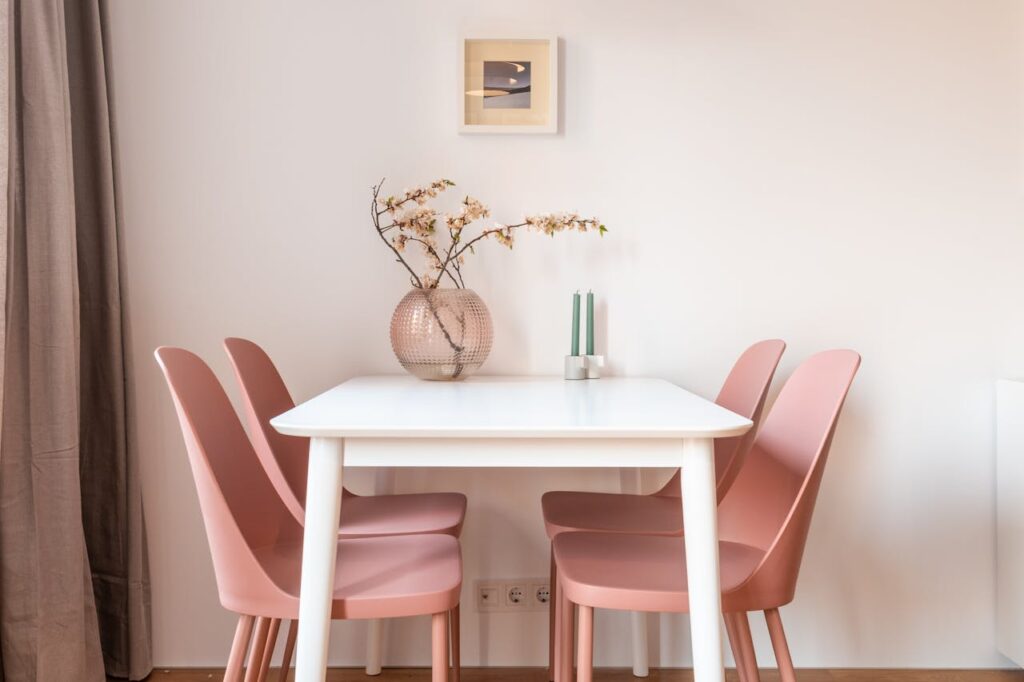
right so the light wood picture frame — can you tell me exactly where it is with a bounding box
[458,35,559,134]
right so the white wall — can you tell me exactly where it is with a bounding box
[107,0,1024,669]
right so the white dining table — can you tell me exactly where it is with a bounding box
[271,375,752,682]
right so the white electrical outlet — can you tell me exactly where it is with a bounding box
[475,578,550,612]
[506,585,526,606]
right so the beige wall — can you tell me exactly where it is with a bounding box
[107,0,1024,668]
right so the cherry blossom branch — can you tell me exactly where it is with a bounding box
[371,178,605,290]
[450,257,466,288]
[371,179,422,288]
[444,222,527,267]
[405,237,461,288]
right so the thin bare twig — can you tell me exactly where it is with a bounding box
[451,258,466,288]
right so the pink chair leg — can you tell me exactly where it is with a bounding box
[548,549,557,682]
[256,618,281,682]
[225,615,255,682]
[432,612,449,682]
[277,620,297,682]
[577,604,594,682]
[244,617,271,682]
[765,608,795,682]
[724,614,746,682]
[726,612,760,682]
[449,605,461,682]
[559,581,574,682]
[553,570,563,682]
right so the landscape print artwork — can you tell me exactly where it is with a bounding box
[460,36,556,133]
[483,61,531,109]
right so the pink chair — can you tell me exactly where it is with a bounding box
[224,337,467,538]
[155,347,462,682]
[541,339,785,672]
[551,349,861,682]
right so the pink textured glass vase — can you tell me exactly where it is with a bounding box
[390,288,493,381]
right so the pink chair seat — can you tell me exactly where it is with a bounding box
[541,491,682,538]
[339,491,466,538]
[552,532,764,613]
[249,533,462,620]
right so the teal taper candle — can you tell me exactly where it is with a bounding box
[586,290,595,355]
[571,292,580,356]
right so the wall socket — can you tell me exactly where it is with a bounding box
[475,578,550,612]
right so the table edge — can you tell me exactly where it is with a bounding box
[269,420,753,440]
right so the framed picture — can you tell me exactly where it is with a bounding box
[458,35,558,134]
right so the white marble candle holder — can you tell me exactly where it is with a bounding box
[565,354,605,380]
[564,355,587,380]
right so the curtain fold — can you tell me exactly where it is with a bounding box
[0,1,152,679]
[64,1,152,678]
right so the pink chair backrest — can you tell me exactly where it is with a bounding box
[223,337,310,523]
[154,347,301,607]
[717,349,861,606]
[656,339,786,499]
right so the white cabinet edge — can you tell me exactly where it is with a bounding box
[997,380,1024,667]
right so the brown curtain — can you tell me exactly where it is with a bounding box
[0,1,152,680]
[64,1,152,679]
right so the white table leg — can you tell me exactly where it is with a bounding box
[680,438,724,682]
[619,468,650,678]
[365,468,394,676]
[365,620,383,676]
[630,612,650,677]
[295,437,346,682]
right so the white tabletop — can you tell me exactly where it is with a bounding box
[271,375,751,440]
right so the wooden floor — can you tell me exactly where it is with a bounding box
[146,668,1024,682]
